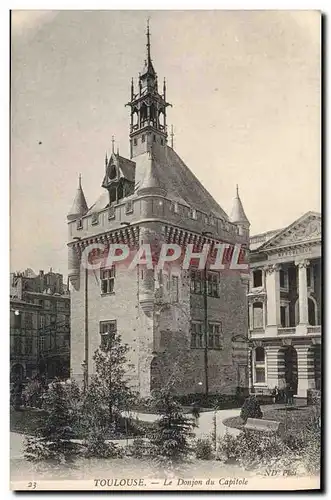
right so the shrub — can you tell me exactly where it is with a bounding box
[240,396,263,424]
[150,389,194,463]
[217,431,298,474]
[24,380,78,463]
[217,432,244,462]
[84,432,124,459]
[283,433,305,452]
[128,438,152,458]
[301,414,321,475]
[195,438,213,460]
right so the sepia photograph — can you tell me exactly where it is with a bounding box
[10,9,321,491]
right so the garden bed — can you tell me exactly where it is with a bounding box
[11,408,156,440]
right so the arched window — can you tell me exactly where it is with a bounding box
[254,346,266,384]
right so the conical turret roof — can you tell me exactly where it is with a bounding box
[230,185,250,226]
[67,175,88,221]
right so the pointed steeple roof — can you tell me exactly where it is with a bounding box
[67,174,88,221]
[141,18,156,77]
[230,185,250,226]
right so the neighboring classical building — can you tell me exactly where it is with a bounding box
[67,25,250,397]
[10,268,70,381]
[248,211,321,398]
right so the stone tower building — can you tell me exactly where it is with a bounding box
[67,23,250,397]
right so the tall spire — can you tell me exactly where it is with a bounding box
[141,18,156,77]
[67,174,88,221]
[230,184,250,227]
[146,18,151,64]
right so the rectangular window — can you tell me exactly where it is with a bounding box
[279,269,288,289]
[209,215,216,226]
[40,315,45,329]
[100,267,116,294]
[38,336,45,353]
[171,276,179,303]
[14,336,22,355]
[208,323,222,349]
[100,320,117,347]
[133,138,137,146]
[191,322,203,349]
[208,271,220,298]
[307,267,311,288]
[190,270,203,295]
[125,200,134,214]
[91,213,99,225]
[77,219,83,230]
[142,134,145,143]
[255,367,265,383]
[253,270,263,288]
[25,338,33,355]
[24,312,33,329]
[280,306,286,327]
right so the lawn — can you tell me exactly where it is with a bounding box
[222,404,317,436]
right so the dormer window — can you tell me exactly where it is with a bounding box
[108,164,117,180]
[125,200,134,214]
[171,201,179,214]
[91,213,99,225]
[190,208,197,220]
[209,215,216,226]
[77,219,83,230]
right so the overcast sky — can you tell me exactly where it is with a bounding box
[11,10,321,277]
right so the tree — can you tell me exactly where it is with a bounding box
[80,331,136,456]
[90,330,135,423]
[24,379,78,463]
[240,395,263,424]
[150,389,194,464]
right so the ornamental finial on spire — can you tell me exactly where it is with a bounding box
[146,17,151,63]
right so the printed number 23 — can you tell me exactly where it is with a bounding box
[27,482,37,489]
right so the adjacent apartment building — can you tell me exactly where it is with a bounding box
[10,268,70,382]
[67,24,250,397]
[248,211,321,398]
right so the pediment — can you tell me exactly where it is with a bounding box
[260,212,321,251]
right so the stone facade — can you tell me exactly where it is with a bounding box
[67,24,250,397]
[248,211,321,398]
[10,269,70,381]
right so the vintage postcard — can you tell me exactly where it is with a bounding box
[10,10,321,491]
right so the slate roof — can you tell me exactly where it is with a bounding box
[87,144,230,220]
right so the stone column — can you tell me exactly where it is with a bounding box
[265,264,280,335]
[295,259,309,334]
[265,345,282,389]
[249,302,254,330]
[294,344,315,398]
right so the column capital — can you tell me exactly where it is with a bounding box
[264,263,280,274]
[295,259,310,269]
